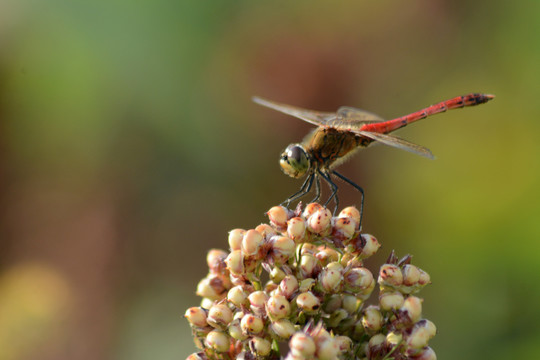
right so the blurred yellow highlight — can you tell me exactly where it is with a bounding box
[0,263,72,360]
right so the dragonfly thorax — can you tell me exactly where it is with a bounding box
[280,144,311,178]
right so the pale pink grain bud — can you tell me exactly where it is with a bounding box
[307,208,332,235]
[225,250,245,275]
[290,332,316,358]
[270,318,296,339]
[345,256,363,268]
[407,346,437,360]
[316,247,339,265]
[185,307,208,328]
[240,313,264,334]
[386,331,402,347]
[200,297,214,310]
[228,318,247,340]
[299,278,316,292]
[269,236,296,264]
[228,229,245,251]
[334,335,352,353]
[216,273,232,289]
[241,229,264,257]
[207,303,233,329]
[270,266,286,283]
[267,206,289,231]
[407,320,436,349]
[359,279,376,300]
[270,319,296,339]
[227,285,248,308]
[248,291,269,316]
[196,277,225,301]
[362,305,383,332]
[360,234,380,258]
[326,261,344,272]
[316,338,340,360]
[296,291,321,313]
[299,242,318,255]
[278,275,299,300]
[266,294,291,319]
[299,253,321,279]
[287,217,306,242]
[233,311,243,321]
[342,294,360,314]
[339,253,355,267]
[379,264,403,287]
[368,333,385,347]
[338,206,360,229]
[379,290,405,311]
[367,333,386,358]
[302,202,324,218]
[421,319,437,338]
[311,326,331,345]
[204,330,230,353]
[229,274,247,288]
[206,249,228,274]
[255,223,276,239]
[418,269,431,286]
[399,296,423,324]
[344,267,374,293]
[319,264,343,293]
[249,337,272,356]
[402,264,421,286]
[332,216,356,241]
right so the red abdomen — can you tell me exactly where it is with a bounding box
[360,93,494,134]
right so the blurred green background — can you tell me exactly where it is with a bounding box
[0,1,539,359]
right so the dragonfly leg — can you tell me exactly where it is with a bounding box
[282,173,315,207]
[332,170,364,230]
[318,170,339,214]
[310,174,321,203]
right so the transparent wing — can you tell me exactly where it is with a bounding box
[339,106,384,122]
[312,106,384,129]
[356,130,434,159]
[252,96,336,126]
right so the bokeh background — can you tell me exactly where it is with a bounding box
[1,1,539,359]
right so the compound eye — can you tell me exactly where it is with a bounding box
[288,145,304,163]
[280,144,309,179]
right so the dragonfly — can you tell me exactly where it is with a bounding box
[253,93,494,227]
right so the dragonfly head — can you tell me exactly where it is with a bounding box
[280,144,310,178]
